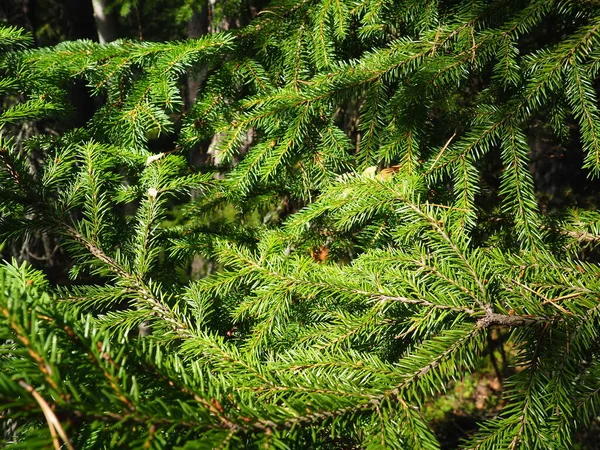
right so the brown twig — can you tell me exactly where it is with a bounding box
[18,380,74,450]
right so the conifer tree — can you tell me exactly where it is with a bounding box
[2,1,600,448]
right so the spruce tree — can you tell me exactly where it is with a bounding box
[2,1,600,448]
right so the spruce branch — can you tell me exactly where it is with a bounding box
[18,380,74,450]
[64,226,191,338]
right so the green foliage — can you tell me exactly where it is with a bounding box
[2,2,600,448]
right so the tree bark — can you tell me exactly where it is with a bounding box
[91,0,118,43]
[185,5,209,109]
[22,0,37,38]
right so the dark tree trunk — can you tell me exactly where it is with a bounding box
[22,0,38,38]
[185,5,209,108]
[60,0,97,40]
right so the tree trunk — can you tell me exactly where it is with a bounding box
[91,0,117,43]
[22,0,37,39]
[185,5,209,108]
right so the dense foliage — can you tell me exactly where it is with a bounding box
[2,1,600,448]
